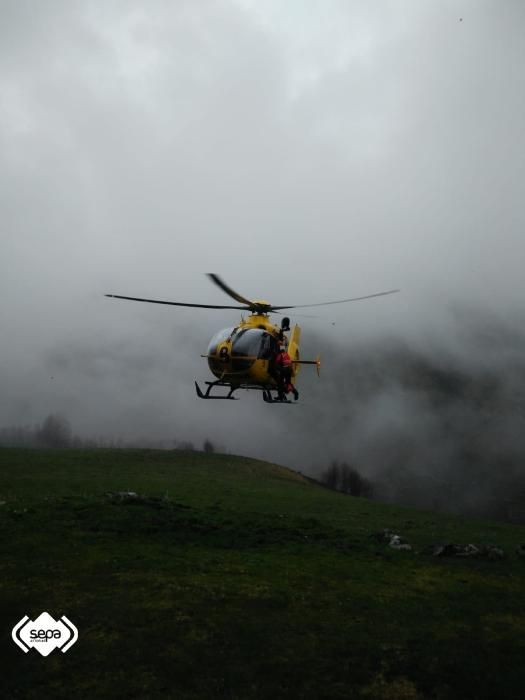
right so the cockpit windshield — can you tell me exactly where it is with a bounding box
[231,329,262,358]
[207,327,235,355]
[232,329,278,359]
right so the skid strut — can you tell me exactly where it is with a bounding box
[195,381,297,403]
[195,381,239,400]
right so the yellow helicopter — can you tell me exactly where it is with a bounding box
[106,274,399,404]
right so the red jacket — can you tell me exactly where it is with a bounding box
[275,350,292,368]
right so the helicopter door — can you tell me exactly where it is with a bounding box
[258,332,278,360]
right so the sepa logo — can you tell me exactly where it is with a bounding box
[12,612,78,656]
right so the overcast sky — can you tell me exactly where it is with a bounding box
[2,1,525,467]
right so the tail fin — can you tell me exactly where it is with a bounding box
[288,325,301,379]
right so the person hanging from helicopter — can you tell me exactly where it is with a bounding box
[273,342,299,401]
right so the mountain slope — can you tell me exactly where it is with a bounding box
[1,448,524,699]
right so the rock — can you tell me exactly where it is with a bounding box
[389,538,412,551]
[430,544,455,557]
[429,543,504,559]
[371,529,412,551]
[479,545,505,560]
[430,544,476,557]
[457,544,480,557]
[105,491,140,503]
[105,491,170,509]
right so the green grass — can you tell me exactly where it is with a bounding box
[1,448,524,699]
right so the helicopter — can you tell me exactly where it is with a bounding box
[106,274,399,404]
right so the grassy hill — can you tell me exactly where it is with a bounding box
[1,448,524,699]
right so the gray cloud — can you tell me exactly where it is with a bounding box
[2,1,525,503]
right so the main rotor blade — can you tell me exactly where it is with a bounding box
[271,289,400,310]
[207,273,257,308]
[105,294,249,310]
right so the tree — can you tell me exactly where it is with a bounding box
[320,460,373,498]
[203,439,215,454]
[37,414,72,448]
[321,462,340,489]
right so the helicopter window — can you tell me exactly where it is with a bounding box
[259,332,278,360]
[231,329,265,358]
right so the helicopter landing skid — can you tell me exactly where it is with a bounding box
[195,381,239,400]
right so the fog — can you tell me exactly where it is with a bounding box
[2,1,525,514]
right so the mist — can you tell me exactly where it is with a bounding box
[3,303,525,521]
[288,307,525,519]
[2,2,525,518]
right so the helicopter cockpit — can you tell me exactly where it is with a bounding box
[207,327,280,375]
